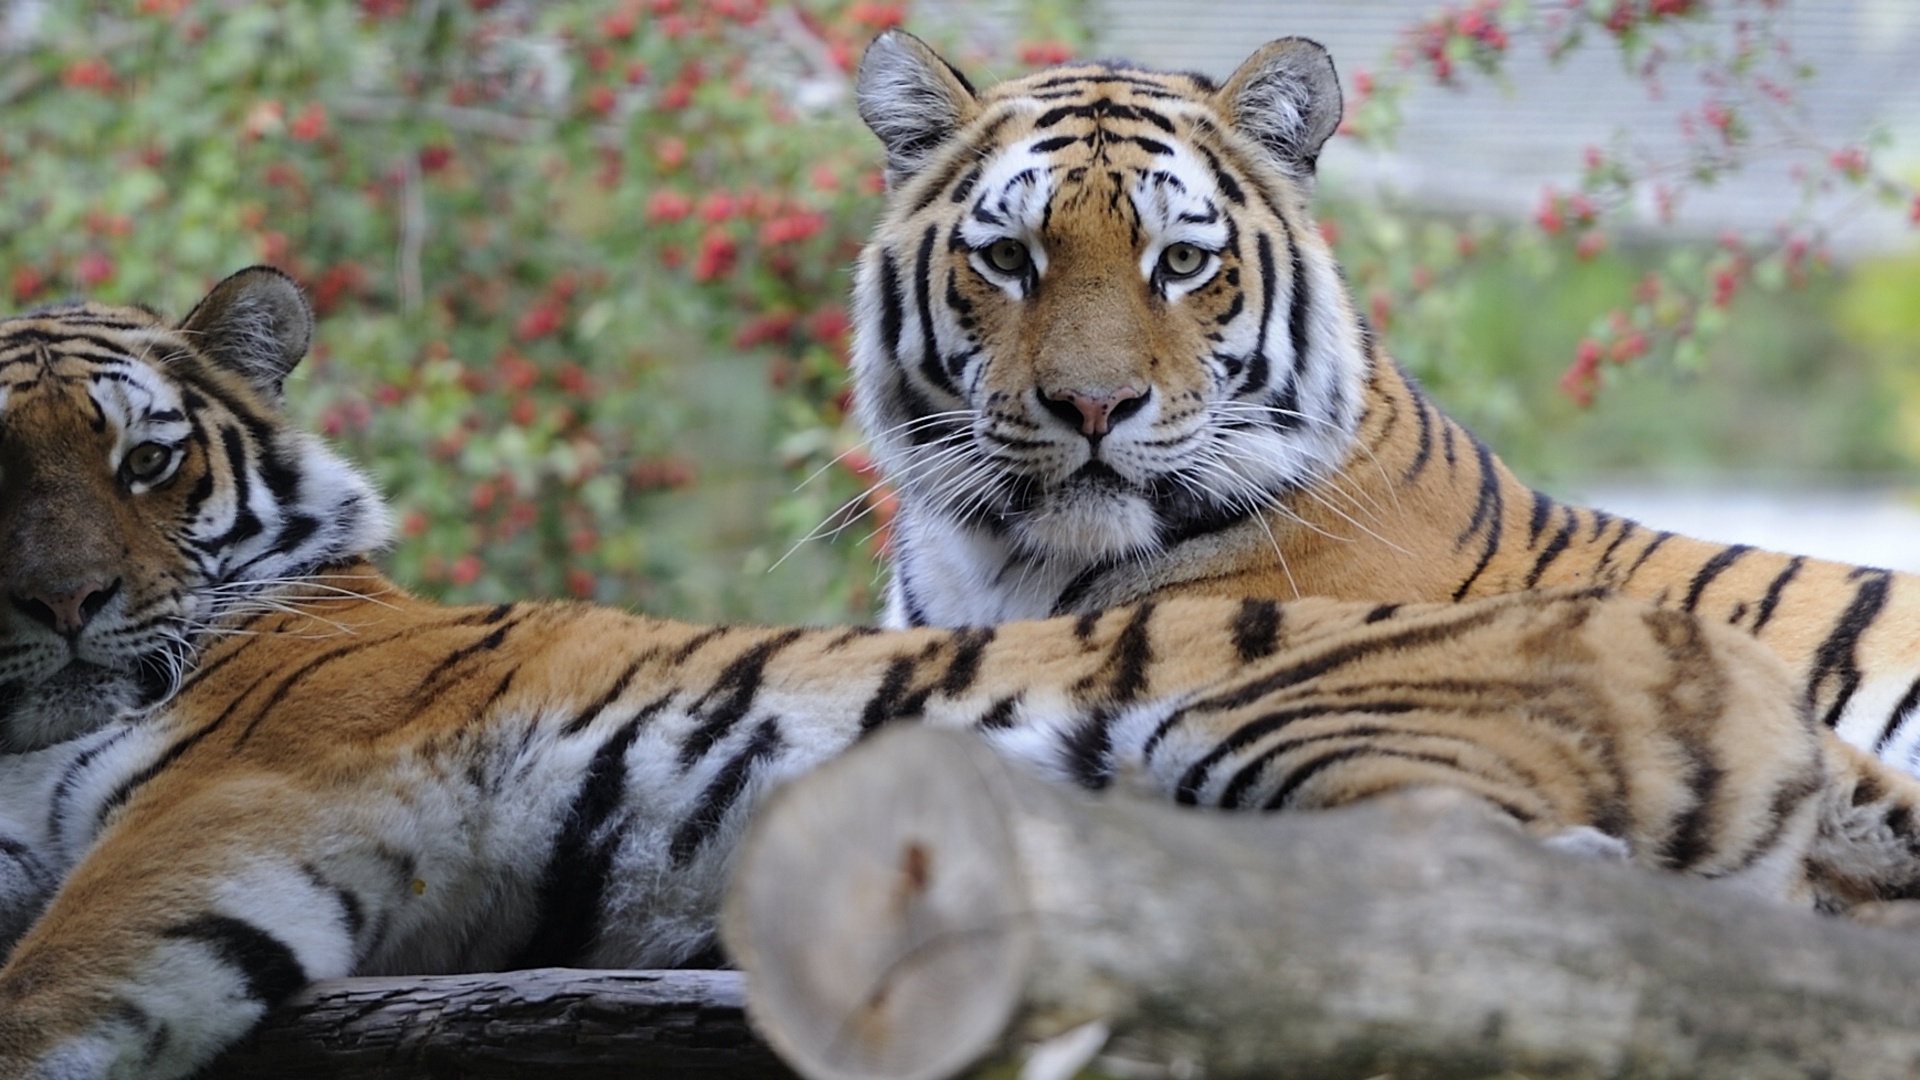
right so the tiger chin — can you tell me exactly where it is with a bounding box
[848,30,1920,771]
[9,273,1920,1078]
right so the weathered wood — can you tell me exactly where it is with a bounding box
[723,726,1920,1080]
[209,968,797,1079]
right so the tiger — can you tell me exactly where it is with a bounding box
[846,29,1920,774]
[7,272,1920,1079]
[0,268,390,753]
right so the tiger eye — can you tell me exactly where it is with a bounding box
[1160,242,1207,279]
[985,238,1031,275]
[124,442,172,483]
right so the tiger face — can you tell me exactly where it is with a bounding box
[0,267,388,750]
[851,32,1367,622]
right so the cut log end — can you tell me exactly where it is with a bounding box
[722,728,1033,1080]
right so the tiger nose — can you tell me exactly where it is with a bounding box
[10,578,119,637]
[1041,386,1147,437]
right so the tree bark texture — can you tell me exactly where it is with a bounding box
[722,725,1920,1080]
[209,967,797,1079]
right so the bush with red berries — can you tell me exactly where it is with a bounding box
[0,1,1082,619]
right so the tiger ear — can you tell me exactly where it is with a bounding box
[855,29,980,186]
[175,265,314,405]
[1215,37,1343,187]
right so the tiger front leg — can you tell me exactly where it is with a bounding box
[0,782,413,1080]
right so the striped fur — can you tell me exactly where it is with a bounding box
[848,31,1920,774]
[8,280,1920,1078]
[0,266,388,751]
[8,571,1920,1077]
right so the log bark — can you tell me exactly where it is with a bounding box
[722,726,1920,1080]
[209,967,797,1079]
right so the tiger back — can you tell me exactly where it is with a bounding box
[847,29,1920,772]
[7,271,1920,1078]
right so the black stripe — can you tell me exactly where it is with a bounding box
[1618,530,1674,586]
[225,626,428,749]
[1174,701,1421,803]
[1240,231,1277,391]
[1260,745,1472,813]
[1283,218,1312,384]
[470,603,516,625]
[1876,674,1920,753]
[511,711,651,967]
[877,253,905,365]
[669,717,785,866]
[678,629,808,768]
[1723,761,1825,875]
[1193,602,1512,716]
[1051,560,1120,617]
[940,627,995,696]
[411,618,520,700]
[912,225,960,398]
[1063,709,1115,790]
[1594,516,1638,579]
[1230,598,1282,661]
[162,914,307,1005]
[204,426,264,550]
[1523,505,1577,589]
[977,694,1021,730]
[1077,601,1156,703]
[1222,722,1520,811]
[859,656,923,732]
[1681,544,1753,613]
[671,626,728,665]
[1809,569,1893,730]
[301,863,366,940]
[1449,438,1505,601]
[47,726,137,837]
[1526,489,1552,546]
[562,656,647,737]
[1750,555,1805,633]
[1653,740,1727,872]
[1194,142,1244,205]
[1403,387,1435,482]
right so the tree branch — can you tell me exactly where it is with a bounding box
[210,968,796,1079]
[724,726,1920,1080]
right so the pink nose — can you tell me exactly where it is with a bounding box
[1043,386,1144,436]
[12,580,115,636]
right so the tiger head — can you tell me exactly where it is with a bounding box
[0,266,390,750]
[850,32,1370,621]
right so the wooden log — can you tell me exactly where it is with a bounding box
[209,968,797,1079]
[722,726,1920,1080]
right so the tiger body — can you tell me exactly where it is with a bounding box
[848,31,1920,773]
[6,278,1920,1077]
[9,563,1920,1077]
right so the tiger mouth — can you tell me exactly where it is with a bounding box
[1065,460,1129,491]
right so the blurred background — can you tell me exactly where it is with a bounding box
[1,0,1916,623]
